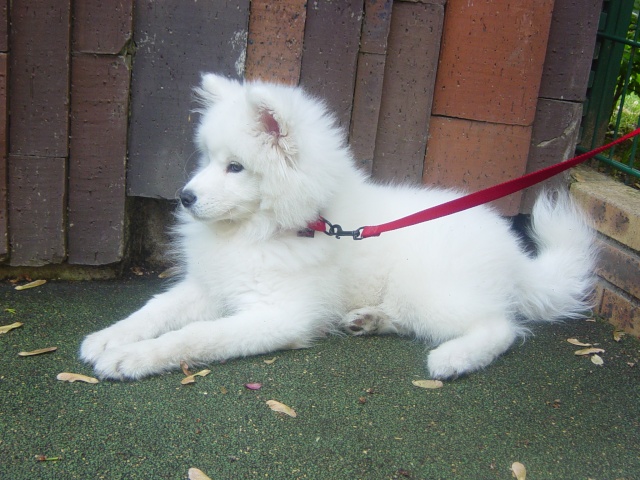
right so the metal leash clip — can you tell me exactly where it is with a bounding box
[320,218,365,240]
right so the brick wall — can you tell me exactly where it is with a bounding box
[571,166,640,337]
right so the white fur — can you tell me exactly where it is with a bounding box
[80,74,597,380]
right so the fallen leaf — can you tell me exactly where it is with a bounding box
[188,467,212,480]
[56,372,99,384]
[4,308,16,314]
[180,360,193,376]
[220,386,228,394]
[263,357,277,365]
[244,382,262,390]
[591,354,604,366]
[181,369,211,385]
[412,379,444,389]
[34,455,61,462]
[567,338,592,347]
[130,266,144,276]
[18,347,57,356]
[511,461,526,480]
[266,400,297,417]
[0,321,23,334]
[14,279,47,291]
[613,330,626,342]
[574,347,605,356]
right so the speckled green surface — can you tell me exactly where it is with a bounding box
[1,278,639,479]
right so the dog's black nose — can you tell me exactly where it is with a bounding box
[180,190,197,208]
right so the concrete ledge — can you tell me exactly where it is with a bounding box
[570,165,640,336]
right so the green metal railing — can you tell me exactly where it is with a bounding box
[580,0,640,182]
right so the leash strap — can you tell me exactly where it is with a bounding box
[312,127,640,239]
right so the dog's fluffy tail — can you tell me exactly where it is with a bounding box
[516,190,598,322]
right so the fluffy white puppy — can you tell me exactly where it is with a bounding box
[80,74,597,380]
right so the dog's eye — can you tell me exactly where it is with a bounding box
[226,161,244,173]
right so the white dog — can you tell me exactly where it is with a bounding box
[80,74,597,380]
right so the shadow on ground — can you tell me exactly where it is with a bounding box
[1,277,639,479]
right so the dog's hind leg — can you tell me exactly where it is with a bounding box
[426,317,519,379]
[342,306,409,336]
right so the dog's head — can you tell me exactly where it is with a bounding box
[180,74,349,235]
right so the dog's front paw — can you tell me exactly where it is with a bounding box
[427,344,473,380]
[80,325,144,366]
[92,341,175,380]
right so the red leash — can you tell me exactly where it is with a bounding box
[310,127,640,240]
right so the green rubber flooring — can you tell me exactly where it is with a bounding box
[1,277,638,479]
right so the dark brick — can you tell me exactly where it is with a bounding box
[127,0,250,198]
[595,237,640,300]
[9,0,71,157]
[68,55,130,265]
[520,99,582,212]
[73,0,133,54]
[8,156,66,266]
[0,0,7,52]
[0,53,6,258]
[360,0,393,55]
[538,0,602,101]
[371,1,445,184]
[299,0,363,130]
[349,53,387,174]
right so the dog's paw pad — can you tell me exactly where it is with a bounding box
[342,308,394,336]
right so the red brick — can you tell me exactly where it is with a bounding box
[432,0,554,126]
[371,1,445,184]
[68,55,130,265]
[245,0,306,84]
[73,0,133,54]
[9,0,71,157]
[423,116,532,214]
[8,156,66,266]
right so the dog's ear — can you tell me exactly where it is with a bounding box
[248,90,297,162]
[194,73,238,106]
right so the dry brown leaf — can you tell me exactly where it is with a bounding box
[567,338,592,347]
[180,360,193,376]
[511,461,526,480]
[412,379,444,389]
[613,330,626,342]
[188,467,212,480]
[263,357,277,365]
[18,347,57,356]
[14,279,47,291]
[0,321,23,334]
[56,372,99,384]
[181,369,211,385]
[574,347,605,356]
[266,400,297,417]
[591,354,604,366]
